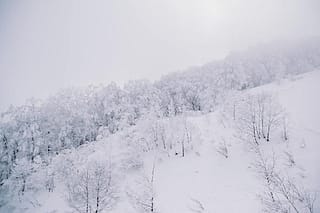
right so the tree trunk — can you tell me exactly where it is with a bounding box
[267,125,271,142]
[31,136,35,163]
[96,180,100,213]
[86,171,90,213]
[181,139,185,157]
[150,159,156,212]
[252,122,259,145]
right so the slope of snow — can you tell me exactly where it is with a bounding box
[253,71,320,191]
[154,113,261,213]
[151,70,320,213]
[244,71,320,184]
[4,70,320,213]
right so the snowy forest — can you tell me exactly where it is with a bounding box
[1,38,320,213]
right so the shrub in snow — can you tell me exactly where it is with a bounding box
[216,141,229,158]
[188,198,205,213]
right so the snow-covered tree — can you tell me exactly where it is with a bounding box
[236,93,283,145]
[66,160,116,213]
[127,159,156,213]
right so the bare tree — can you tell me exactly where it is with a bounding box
[216,140,228,158]
[67,161,116,213]
[253,147,277,205]
[180,117,193,157]
[264,97,283,142]
[253,147,317,213]
[237,93,283,145]
[150,121,166,150]
[45,168,55,192]
[282,116,289,141]
[91,163,114,213]
[283,151,295,168]
[272,174,302,213]
[127,158,156,212]
[304,192,317,213]
[145,116,195,157]
[237,96,260,145]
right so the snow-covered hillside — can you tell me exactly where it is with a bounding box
[1,70,319,213]
[152,71,320,213]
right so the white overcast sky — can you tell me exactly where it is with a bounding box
[0,0,320,111]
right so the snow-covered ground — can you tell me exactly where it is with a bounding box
[151,71,320,213]
[154,114,261,213]
[3,70,320,213]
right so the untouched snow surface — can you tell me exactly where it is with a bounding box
[154,113,261,213]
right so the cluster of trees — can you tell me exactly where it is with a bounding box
[0,39,320,203]
[130,116,198,158]
[66,161,116,213]
[253,147,317,213]
[233,93,317,213]
[127,159,157,213]
[235,93,285,145]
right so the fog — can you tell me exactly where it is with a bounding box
[0,0,319,112]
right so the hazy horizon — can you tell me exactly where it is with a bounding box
[1,0,320,112]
